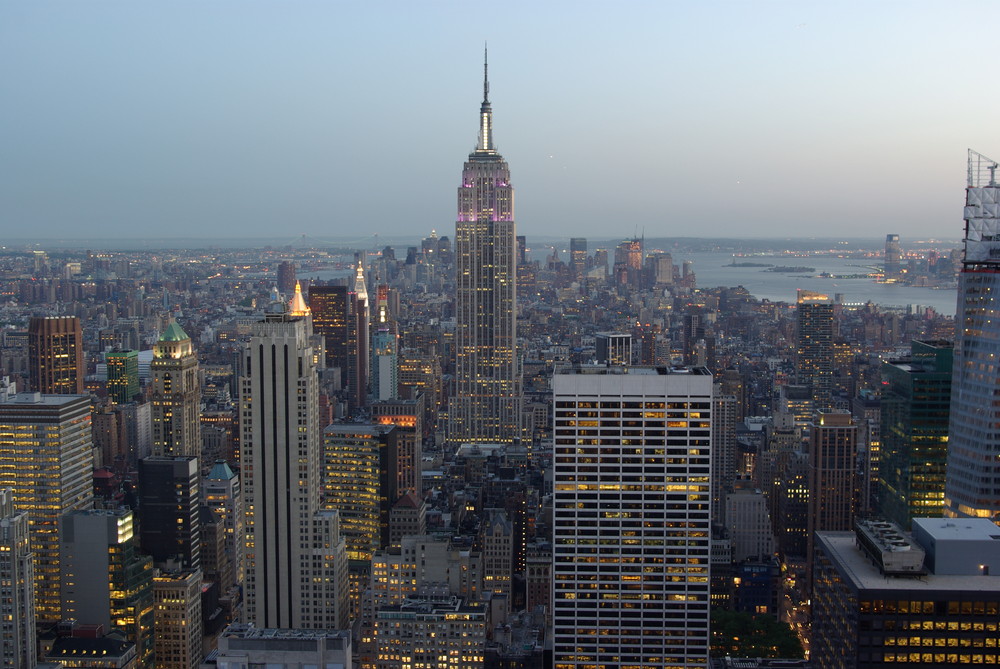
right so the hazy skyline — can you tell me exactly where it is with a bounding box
[1,2,996,242]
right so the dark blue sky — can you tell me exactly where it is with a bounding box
[1,1,996,242]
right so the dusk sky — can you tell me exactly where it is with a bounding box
[2,1,997,243]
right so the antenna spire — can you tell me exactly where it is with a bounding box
[477,43,494,152]
[483,43,489,103]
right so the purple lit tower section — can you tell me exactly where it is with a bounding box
[451,49,520,445]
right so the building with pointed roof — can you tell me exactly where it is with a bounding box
[151,320,200,458]
[451,48,519,445]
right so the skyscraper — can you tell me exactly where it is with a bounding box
[884,233,902,278]
[137,456,201,570]
[0,488,35,669]
[151,321,201,458]
[60,508,155,669]
[807,411,857,564]
[28,316,84,394]
[452,50,519,445]
[879,340,952,528]
[946,150,1000,522]
[552,366,713,669]
[240,306,348,629]
[106,349,139,404]
[569,237,587,280]
[796,289,834,410]
[0,389,93,624]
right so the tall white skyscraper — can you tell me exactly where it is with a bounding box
[552,366,713,669]
[946,149,1000,521]
[451,49,519,445]
[240,306,348,630]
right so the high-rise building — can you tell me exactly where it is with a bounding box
[371,397,424,496]
[151,321,201,458]
[807,412,857,566]
[878,340,952,528]
[137,456,201,570]
[452,51,519,445]
[946,149,1000,522]
[28,315,84,394]
[552,366,713,669]
[276,260,298,295]
[813,518,1000,668]
[152,570,203,669]
[60,508,154,669]
[240,307,348,629]
[594,332,631,366]
[203,460,243,591]
[569,237,587,280]
[884,233,902,278]
[322,424,399,561]
[0,488,35,669]
[796,290,834,410]
[0,390,93,623]
[370,285,398,402]
[308,285,352,375]
[106,349,139,404]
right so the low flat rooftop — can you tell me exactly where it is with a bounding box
[817,531,1000,593]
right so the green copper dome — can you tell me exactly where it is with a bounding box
[158,321,190,342]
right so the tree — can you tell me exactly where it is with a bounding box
[710,609,805,658]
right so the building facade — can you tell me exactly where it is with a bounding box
[150,321,201,458]
[240,309,348,629]
[451,53,519,445]
[552,366,713,668]
[795,290,834,410]
[0,488,35,669]
[28,316,84,394]
[0,390,93,623]
[879,340,952,528]
[945,149,1000,521]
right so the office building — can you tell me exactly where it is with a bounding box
[374,596,485,669]
[0,389,93,623]
[813,518,1000,668]
[372,396,424,496]
[150,321,201,458]
[808,412,857,575]
[276,260,297,295]
[322,424,399,561]
[594,332,631,366]
[884,233,902,278]
[308,285,352,376]
[796,290,834,410]
[370,285,398,402]
[152,570,203,669]
[725,484,776,563]
[28,315,84,394]
[106,350,139,404]
[216,625,352,669]
[481,509,513,606]
[0,488,35,669]
[946,150,1000,521]
[240,307,349,629]
[203,459,243,591]
[553,366,713,668]
[60,509,154,669]
[878,340,952,528]
[570,237,587,280]
[452,51,519,445]
[137,456,200,569]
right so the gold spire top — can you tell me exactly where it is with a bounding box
[289,281,311,316]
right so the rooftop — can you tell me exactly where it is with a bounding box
[816,531,1000,593]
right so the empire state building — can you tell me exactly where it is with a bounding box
[451,51,519,445]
